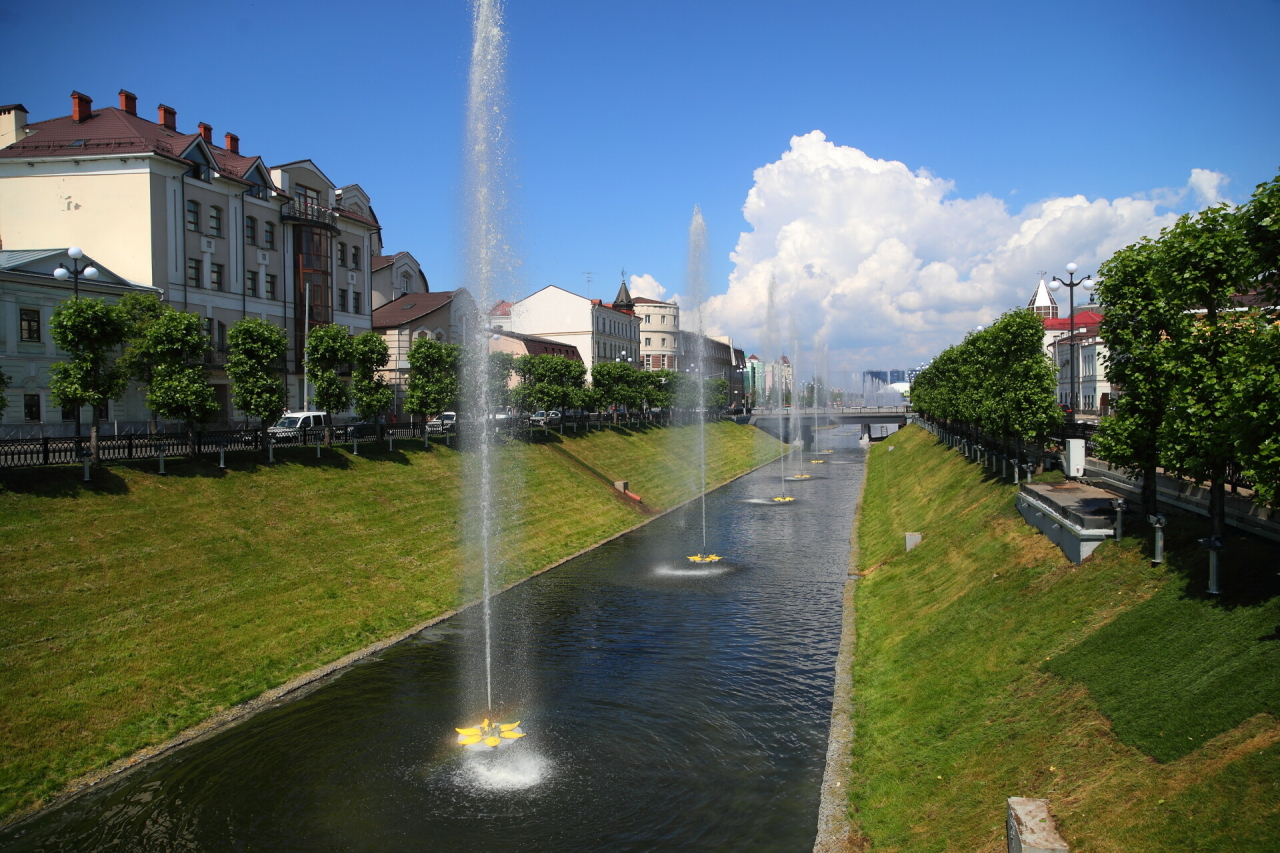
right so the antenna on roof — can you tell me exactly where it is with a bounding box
[581,271,594,300]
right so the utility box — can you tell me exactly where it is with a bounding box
[905,532,922,552]
[1007,797,1069,853]
[1063,438,1086,479]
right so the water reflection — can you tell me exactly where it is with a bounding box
[4,430,864,853]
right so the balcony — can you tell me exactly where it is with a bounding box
[205,343,230,367]
[281,198,337,228]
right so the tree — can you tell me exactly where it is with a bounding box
[591,361,645,421]
[0,366,10,419]
[350,330,394,424]
[226,318,288,450]
[305,323,354,444]
[488,351,518,413]
[116,293,172,432]
[1239,170,1280,308]
[48,297,131,444]
[1155,205,1254,542]
[140,310,218,436]
[512,354,586,414]
[404,337,460,424]
[1229,315,1280,505]
[1093,238,1191,515]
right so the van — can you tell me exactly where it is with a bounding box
[268,411,331,437]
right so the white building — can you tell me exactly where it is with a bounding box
[505,285,640,374]
[0,89,383,419]
[634,296,681,370]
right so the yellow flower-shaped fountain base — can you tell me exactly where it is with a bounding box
[790,474,812,480]
[687,554,722,562]
[810,459,826,464]
[456,718,525,750]
[819,449,834,454]
[772,496,795,502]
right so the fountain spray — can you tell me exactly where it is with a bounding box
[456,0,524,750]
[685,207,720,563]
[766,275,794,500]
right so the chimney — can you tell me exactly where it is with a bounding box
[71,91,93,123]
[197,122,212,143]
[224,132,239,154]
[158,103,176,130]
[118,89,137,116]
[0,104,29,149]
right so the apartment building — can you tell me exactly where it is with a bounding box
[371,288,478,420]
[0,90,381,420]
[506,285,640,374]
[634,296,682,370]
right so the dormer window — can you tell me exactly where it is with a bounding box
[185,146,212,182]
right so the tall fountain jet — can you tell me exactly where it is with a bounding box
[455,0,525,750]
[685,207,721,562]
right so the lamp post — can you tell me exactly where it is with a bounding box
[1046,263,1096,420]
[53,246,99,299]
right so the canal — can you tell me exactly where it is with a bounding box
[4,428,866,852]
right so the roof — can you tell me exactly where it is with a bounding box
[1043,310,1104,331]
[489,300,512,316]
[0,105,277,189]
[371,253,404,272]
[0,248,158,291]
[492,329,582,361]
[632,296,674,305]
[371,291,457,328]
[1027,279,1059,309]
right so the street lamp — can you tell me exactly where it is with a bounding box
[1046,262,1096,419]
[53,246,99,298]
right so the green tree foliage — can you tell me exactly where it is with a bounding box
[1093,239,1192,514]
[911,309,1060,447]
[139,310,218,429]
[226,318,288,430]
[48,297,132,438]
[1230,316,1280,504]
[350,330,393,423]
[1155,205,1254,536]
[591,361,646,416]
[1239,171,1280,305]
[512,354,586,413]
[404,337,460,421]
[488,351,518,412]
[305,324,354,439]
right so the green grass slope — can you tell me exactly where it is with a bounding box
[850,424,1280,852]
[0,423,777,821]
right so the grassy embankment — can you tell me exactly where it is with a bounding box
[0,420,778,821]
[850,424,1280,852]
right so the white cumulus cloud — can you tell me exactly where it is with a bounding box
[628,273,669,301]
[703,130,1217,372]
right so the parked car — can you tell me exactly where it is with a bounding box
[530,410,562,427]
[268,411,331,438]
[426,411,457,434]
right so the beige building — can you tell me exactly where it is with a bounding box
[371,289,477,421]
[0,89,386,420]
[504,285,640,374]
[634,296,682,370]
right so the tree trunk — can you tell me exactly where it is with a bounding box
[90,423,100,465]
[1141,463,1159,518]
[1210,462,1226,540]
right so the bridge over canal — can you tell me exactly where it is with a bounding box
[749,406,913,446]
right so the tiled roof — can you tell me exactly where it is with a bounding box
[492,329,582,361]
[0,105,276,189]
[334,206,378,228]
[489,300,512,316]
[371,253,404,272]
[1043,310,1104,331]
[632,296,673,305]
[371,291,456,329]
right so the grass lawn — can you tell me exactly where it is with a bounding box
[0,422,777,821]
[850,424,1280,852]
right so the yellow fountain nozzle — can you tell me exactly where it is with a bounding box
[687,553,723,563]
[457,718,526,749]
[772,496,795,502]
[810,459,825,464]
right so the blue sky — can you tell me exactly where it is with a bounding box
[5,0,1278,370]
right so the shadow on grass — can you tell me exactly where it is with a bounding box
[0,464,131,497]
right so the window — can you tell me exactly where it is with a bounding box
[62,404,77,422]
[265,273,277,299]
[245,216,257,244]
[645,314,651,323]
[400,271,412,294]
[204,317,214,339]
[187,258,202,288]
[217,321,227,348]
[209,206,223,237]
[20,309,40,342]
[645,337,651,346]
[23,394,40,422]
[186,200,200,232]
[661,315,667,324]
[337,243,347,266]
[295,184,321,205]
[264,222,276,249]
[661,337,666,347]
[211,263,225,291]
[94,402,108,422]
[337,289,348,312]
[246,270,258,297]
[351,247,360,270]
[352,290,362,315]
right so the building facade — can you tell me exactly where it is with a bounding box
[0,89,387,421]
[505,285,640,375]
[371,289,477,421]
[634,296,681,370]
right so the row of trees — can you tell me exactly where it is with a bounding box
[909,307,1062,449]
[1094,172,1280,536]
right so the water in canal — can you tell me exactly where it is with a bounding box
[4,428,865,852]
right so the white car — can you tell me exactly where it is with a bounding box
[427,412,457,434]
[268,411,330,437]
